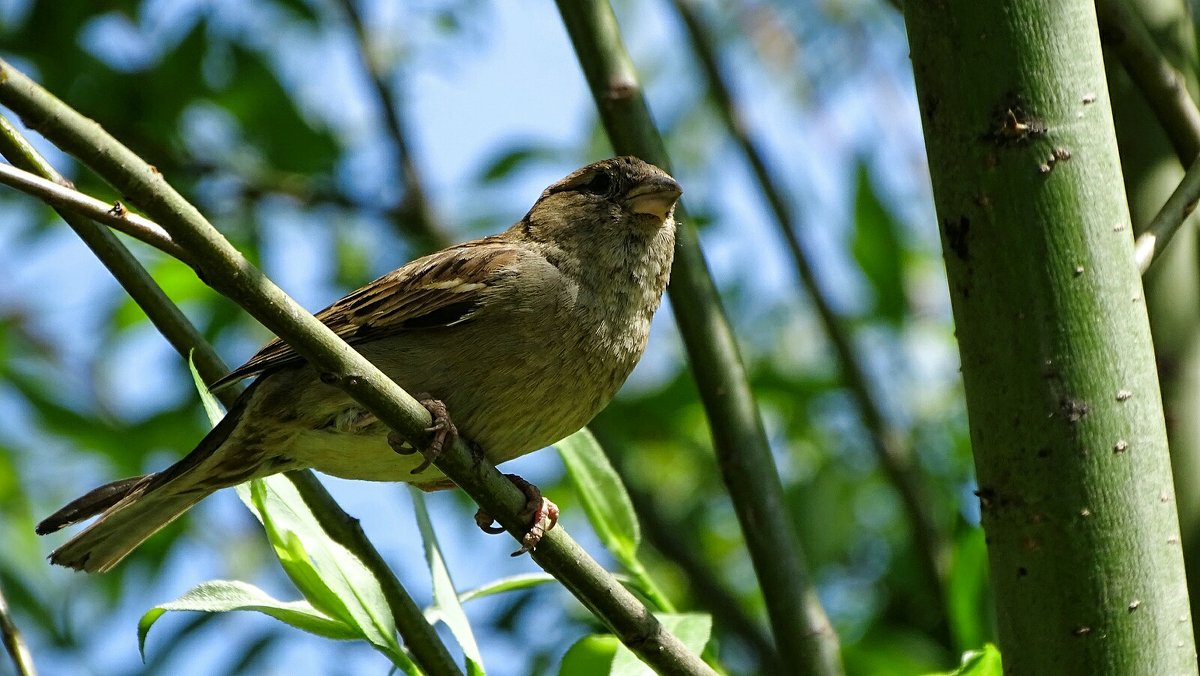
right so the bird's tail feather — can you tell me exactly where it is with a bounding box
[38,380,258,573]
[42,477,210,573]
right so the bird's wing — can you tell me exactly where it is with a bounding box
[212,236,520,388]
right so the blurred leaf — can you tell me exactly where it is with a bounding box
[412,489,485,675]
[557,613,711,676]
[851,163,906,325]
[947,527,993,652]
[476,144,562,182]
[924,643,1002,676]
[138,579,358,658]
[555,428,640,565]
[558,634,620,676]
[226,630,279,675]
[214,44,339,174]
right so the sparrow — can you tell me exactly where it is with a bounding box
[36,156,681,573]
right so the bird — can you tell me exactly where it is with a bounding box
[36,156,682,573]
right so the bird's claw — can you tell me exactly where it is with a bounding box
[386,395,457,476]
[473,474,559,556]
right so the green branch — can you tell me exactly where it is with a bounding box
[1134,154,1200,273]
[0,161,187,262]
[0,59,713,676]
[553,1,843,673]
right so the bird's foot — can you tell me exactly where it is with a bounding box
[386,395,458,475]
[474,473,559,556]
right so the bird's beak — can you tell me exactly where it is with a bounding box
[625,176,682,222]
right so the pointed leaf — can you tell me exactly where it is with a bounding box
[235,477,407,667]
[924,644,1002,676]
[555,428,640,564]
[138,579,356,660]
[187,351,226,425]
[456,573,556,605]
[412,490,485,675]
[851,164,907,325]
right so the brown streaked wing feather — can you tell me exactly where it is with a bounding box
[212,237,519,388]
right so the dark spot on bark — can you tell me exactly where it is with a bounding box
[1037,447,1051,458]
[1060,398,1089,423]
[1017,567,1028,578]
[944,216,971,260]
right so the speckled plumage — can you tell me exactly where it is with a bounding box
[38,156,680,572]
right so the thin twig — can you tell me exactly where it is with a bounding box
[1135,153,1200,273]
[0,59,712,676]
[0,161,188,262]
[336,0,453,252]
[553,1,843,673]
[0,582,36,676]
[671,0,950,640]
[1096,0,1200,164]
[0,114,463,676]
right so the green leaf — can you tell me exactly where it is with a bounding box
[456,573,556,605]
[851,163,907,325]
[187,351,225,425]
[234,477,411,669]
[947,528,992,651]
[476,144,561,182]
[555,428,640,564]
[924,644,1003,676]
[412,489,486,675]
[138,579,357,659]
[558,634,620,676]
[557,613,711,676]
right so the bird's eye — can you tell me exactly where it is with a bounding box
[579,171,612,196]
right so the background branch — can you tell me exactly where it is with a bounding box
[554,1,843,673]
[336,0,453,252]
[1134,153,1200,273]
[0,583,35,676]
[1096,0,1200,164]
[670,0,949,638]
[0,59,712,676]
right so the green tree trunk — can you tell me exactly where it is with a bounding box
[904,2,1196,672]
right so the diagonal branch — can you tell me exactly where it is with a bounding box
[0,161,188,263]
[1134,153,1200,274]
[0,112,463,676]
[1095,0,1200,165]
[670,0,949,635]
[0,60,713,676]
[553,1,843,673]
[335,0,453,252]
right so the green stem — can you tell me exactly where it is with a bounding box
[553,2,843,673]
